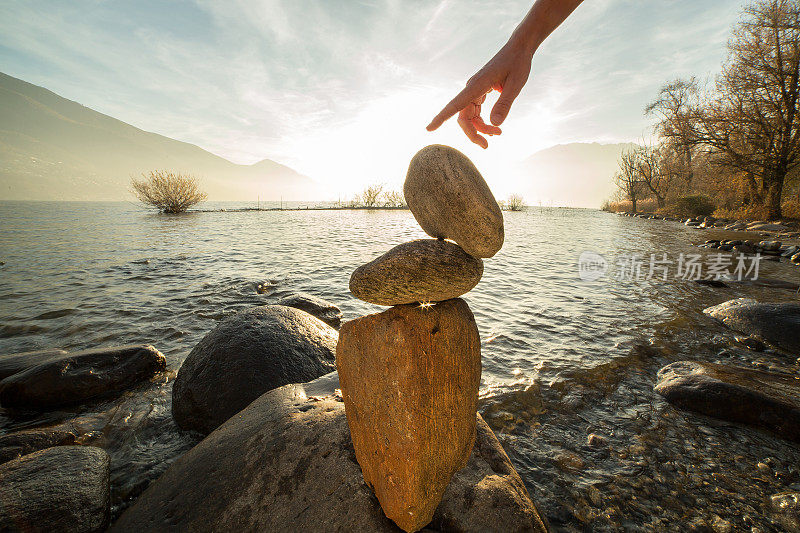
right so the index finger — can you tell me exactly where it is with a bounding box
[426,79,489,131]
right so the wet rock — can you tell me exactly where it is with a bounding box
[747,222,789,232]
[337,299,482,532]
[0,345,166,410]
[654,361,800,442]
[733,243,756,254]
[769,492,799,531]
[112,379,546,533]
[782,245,799,257]
[704,299,800,354]
[0,446,110,533]
[586,433,607,447]
[0,426,77,464]
[404,145,504,258]
[0,348,67,379]
[349,239,483,306]
[758,240,782,252]
[695,279,728,288]
[172,305,337,434]
[734,335,766,352]
[792,252,800,264]
[277,292,342,328]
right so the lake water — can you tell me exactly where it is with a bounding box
[1,201,799,531]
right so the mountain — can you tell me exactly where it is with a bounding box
[515,142,635,208]
[0,72,318,201]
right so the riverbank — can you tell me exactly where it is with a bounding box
[1,204,799,531]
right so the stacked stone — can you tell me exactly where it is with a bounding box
[337,144,504,533]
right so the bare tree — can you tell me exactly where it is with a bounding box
[689,0,800,219]
[615,147,643,212]
[131,171,207,213]
[645,78,700,187]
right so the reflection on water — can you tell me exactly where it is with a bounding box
[0,201,799,529]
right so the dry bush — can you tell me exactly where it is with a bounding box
[360,185,384,207]
[607,198,659,213]
[507,194,526,211]
[131,171,207,213]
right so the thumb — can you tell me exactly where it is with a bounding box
[490,75,525,126]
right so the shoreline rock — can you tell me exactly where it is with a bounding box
[704,299,800,355]
[172,305,337,434]
[655,360,800,442]
[112,375,547,532]
[0,348,68,380]
[277,292,342,328]
[0,345,166,411]
[0,446,110,533]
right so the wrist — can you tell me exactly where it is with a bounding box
[508,21,542,56]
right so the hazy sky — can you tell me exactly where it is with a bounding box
[1,0,743,198]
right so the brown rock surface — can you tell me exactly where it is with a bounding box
[336,299,482,532]
[349,239,483,306]
[404,145,504,258]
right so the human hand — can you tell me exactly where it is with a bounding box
[426,38,534,148]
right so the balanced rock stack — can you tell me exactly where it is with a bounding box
[338,144,504,532]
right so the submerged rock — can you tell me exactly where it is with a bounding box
[337,299,482,532]
[277,292,342,328]
[704,299,800,354]
[0,348,68,380]
[0,345,166,410]
[349,239,483,306]
[112,376,546,533]
[0,426,77,464]
[172,305,337,434]
[654,361,800,442]
[0,446,110,533]
[405,145,504,258]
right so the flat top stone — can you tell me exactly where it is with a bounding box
[349,239,483,306]
[655,360,800,442]
[404,145,504,258]
[704,298,800,354]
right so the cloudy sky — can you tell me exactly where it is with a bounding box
[1,0,743,198]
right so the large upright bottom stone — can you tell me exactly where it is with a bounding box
[336,298,482,532]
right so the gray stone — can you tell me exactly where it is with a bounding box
[172,305,337,434]
[404,145,504,258]
[0,446,110,533]
[758,240,782,252]
[350,239,483,306]
[0,345,166,410]
[704,299,800,354]
[0,348,68,380]
[277,292,342,328]
[655,361,800,442]
[0,426,77,464]
[113,377,547,533]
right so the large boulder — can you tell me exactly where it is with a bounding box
[349,240,483,306]
[0,446,110,533]
[0,348,67,380]
[0,345,166,410]
[112,375,547,533]
[703,299,800,354]
[277,293,342,328]
[172,305,337,434]
[654,361,800,442]
[337,299,482,532]
[404,145,504,258]
[0,426,77,464]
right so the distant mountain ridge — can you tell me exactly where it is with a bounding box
[0,72,317,201]
[516,142,635,208]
